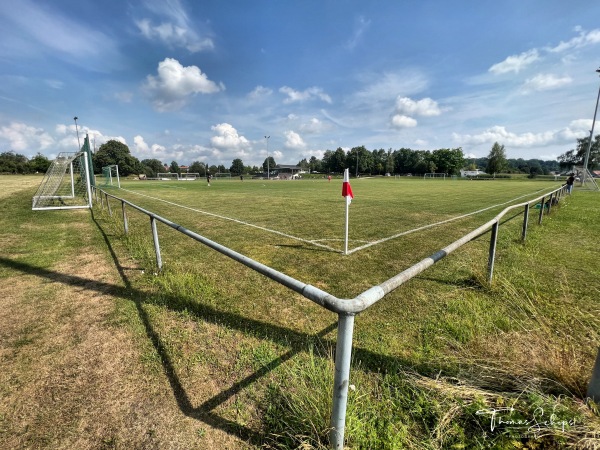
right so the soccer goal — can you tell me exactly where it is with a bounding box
[103,165,120,188]
[214,172,232,179]
[424,173,447,180]
[179,172,200,180]
[157,172,180,181]
[32,151,92,210]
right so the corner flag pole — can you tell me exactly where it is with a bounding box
[342,168,354,255]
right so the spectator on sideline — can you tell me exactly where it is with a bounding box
[565,173,575,194]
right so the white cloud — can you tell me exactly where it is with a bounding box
[143,58,224,111]
[521,73,572,93]
[453,121,591,148]
[210,123,251,150]
[390,97,440,129]
[284,130,307,149]
[0,122,54,152]
[549,27,600,53]
[299,117,329,134]
[489,49,540,75]
[248,85,273,100]
[391,115,417,128]
[352,71,429,106]
[279,86,332,104]
[135,0,214,53]
[395,97,441,117]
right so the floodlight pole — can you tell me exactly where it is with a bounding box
[582,68,600,187]
[265,135,270,179]
[74,116,81,150]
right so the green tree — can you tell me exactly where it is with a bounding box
[189,161,206,175]
[262,156,276,173]
[0,151,29,174]
[141,159,165,178]
[486,142,508,175]
[29,153,50,173]
[230,158,245,175]
[93,140,142,176]
[431,148,465,175]
[169,161,180,174]
[558,134,600,170]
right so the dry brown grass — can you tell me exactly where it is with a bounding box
[0,180,253,449]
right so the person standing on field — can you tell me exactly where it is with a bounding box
[565,173,575,194]
[206,173,211,186]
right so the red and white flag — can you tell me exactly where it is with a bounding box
[342,168,354,205]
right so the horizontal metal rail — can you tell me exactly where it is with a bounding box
[92,183,567,449]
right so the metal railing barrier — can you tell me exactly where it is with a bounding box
[92,183,568,449]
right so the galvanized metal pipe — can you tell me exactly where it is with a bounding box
[106,193,112,216]
[150,216,162,270]
[330,313,355,450]
[538,196,545,225]
[487,221,499,284]
[122,201,129,235]
[547,192,553,214]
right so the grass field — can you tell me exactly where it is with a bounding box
[2,175,600,449]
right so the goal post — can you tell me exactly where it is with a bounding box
[157,173,180,181]
[102,165,120,188]
[179,172,200,180]
[423,173,447,180]
[32,151,92,210]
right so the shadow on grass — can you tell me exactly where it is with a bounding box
[0,209,465,445]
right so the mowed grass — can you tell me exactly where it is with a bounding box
[3,175,600,449]
[106,177,560,297]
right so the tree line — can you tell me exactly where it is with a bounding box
[2,134,597,177]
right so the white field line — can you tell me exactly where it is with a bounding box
[345,186,551,254]
[120,185,551,255]
[119,188,338,252]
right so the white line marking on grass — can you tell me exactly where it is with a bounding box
[346,187,552,254]
[119,188,339,252]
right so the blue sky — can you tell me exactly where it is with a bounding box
[1,0,600,168]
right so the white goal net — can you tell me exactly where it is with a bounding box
[32,152,92,210]
[180,172,200,180]
[423,173,447,180]
[102,165,120,188]
[157,173,179,181]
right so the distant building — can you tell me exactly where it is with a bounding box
[275,164,302,180]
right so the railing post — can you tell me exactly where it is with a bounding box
[106,193,112,216]
[122,201,129,235]
[547,192,553,215]
[99,190,104,210]
[487,221,499,284]
[330,313,355,450]
[521,203,530,241]
[538,195,545,225]
[150,216,163,270]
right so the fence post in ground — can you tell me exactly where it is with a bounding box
[330,313,355,450]
[122,201,129,235]
[538,196,545,225]
[150,216,163,270]
[99,190,104,210]
[521,203,530,241]
[106,193,112,216]
[487,221,499,284]
[587,347,600,402]
[547,192,553,214]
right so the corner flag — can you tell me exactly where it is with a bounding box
[342,168,353,254]
[342,168,354,204]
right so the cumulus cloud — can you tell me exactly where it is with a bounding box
[0,122,54,152]
[521,73,572,93]
[143,58,224,111]
[391,115,417,128]
[299,117,329,134]
[489,49,540,75]
[210,123,251,150]
[390,97,441,128]
[279,86,332,104]
[284,130,307,149]
[452,121,592,147]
